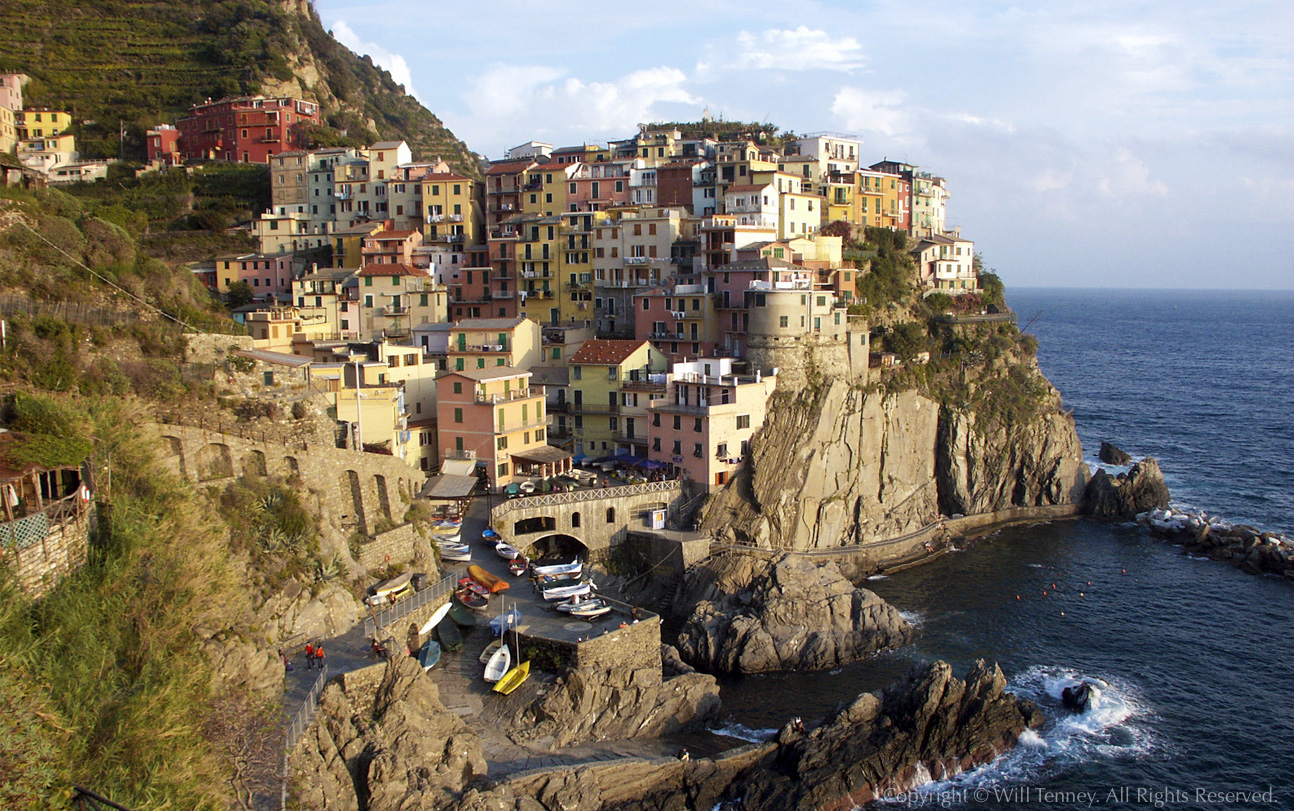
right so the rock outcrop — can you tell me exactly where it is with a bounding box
[292,654,487,810]
[700,379,1087,555]
[732,660,1044,810]
[511,665,720,749]
[256,579,362,644]
[676,554,913,674]
[1084,457,1170,518]
[1099,441,1133,465]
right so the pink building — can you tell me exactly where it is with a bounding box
[633,280,722,363]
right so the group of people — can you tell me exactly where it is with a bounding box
[302,641,326,670]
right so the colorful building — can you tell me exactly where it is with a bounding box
[568,339,668,459]
[445,317,542,373]
[436,367,551,488]
[354,262,448,340]
[176,96,320,163]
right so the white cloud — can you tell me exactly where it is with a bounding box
[830,87,912,138]
[728,27,867,72]
[1096,148,1168,197]
[330,20,420,100]
[452,65,700,156]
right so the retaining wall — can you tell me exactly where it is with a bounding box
[0,499,94,599]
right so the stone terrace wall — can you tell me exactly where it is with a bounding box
[1,498,94,599]
[517,612,661,672]
[156,423,428,574]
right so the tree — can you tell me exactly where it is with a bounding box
[225,281,254,309]
[979,272,1005,310]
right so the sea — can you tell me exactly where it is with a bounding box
[712,288,1294,809]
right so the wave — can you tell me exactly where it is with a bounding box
[866,574,888,581]
[874,665,1156,807]
[710,720,777,743]
[897,609,924,628]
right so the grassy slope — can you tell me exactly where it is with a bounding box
[0,0,479,173]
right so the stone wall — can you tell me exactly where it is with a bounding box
[156,423,427,575]
[184,332,253,365]
[490,481,684,556]
[1,500,94,599]
[625,530,711,579]
[518,611,662,672]
[356,523,428,572]
[745,334,850,391]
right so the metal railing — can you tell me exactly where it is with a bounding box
[362,567,464,639]
[491,479,680,524]
[281,664,329,809]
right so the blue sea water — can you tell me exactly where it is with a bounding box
[716,288,1294,809]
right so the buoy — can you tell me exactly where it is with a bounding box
[1086,581,1091,586]
[1079,592,1085,597]
[1042,591,1048,596]
[1060,611,1066,617]
[1121,569,1126,574]
[1052,583,1057,589]
[1016,595,1021,601]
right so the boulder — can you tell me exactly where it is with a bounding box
[1099,441,1133,465]
[1084,457,1171,518]
[513,665,720,749]
[676,554,912,674]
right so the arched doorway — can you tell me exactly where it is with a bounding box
[526,533,587,563]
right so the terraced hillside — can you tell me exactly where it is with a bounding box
[0,0,479,174]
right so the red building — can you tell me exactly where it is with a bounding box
[176,96,320,164]
[146,125,181,165]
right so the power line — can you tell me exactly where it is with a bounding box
[13,220,207,334]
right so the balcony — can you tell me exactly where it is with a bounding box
[475,386,544,404]
[456,343,509,353]
[568,401,619,415]
[379,305,410,317]
[492,290,515,299]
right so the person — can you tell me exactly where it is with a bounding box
[677,747,690,762]
[792,716,805,734]
[316,644,326,670]
[305,641,315,670]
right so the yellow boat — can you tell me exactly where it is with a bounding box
[492,660,530,695]
[468,564,510,594]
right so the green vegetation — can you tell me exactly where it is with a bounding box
[217,474,323,597]
[0,394,251,809]
[643,119,792,145]
[0,0,479,172]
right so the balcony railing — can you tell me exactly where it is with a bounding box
[492,290,515,299]
[568,401,618,414]
[456,343,509,353]
[475,386,544,404]
[379,305,410,316]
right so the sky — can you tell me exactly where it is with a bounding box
[315,0,1294,290]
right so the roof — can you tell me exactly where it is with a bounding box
[452,317,527,331]
[298,267,356,282]
[509,445,573,466]
[448,366,531,382]
[486,159,536,175]
[725,184,771,193]
[439,458,477,477]
[356,262,428,277]
[370,230,418,240]
[528,366,569,387]
[234,349,312,368]
[570,339,649,365]
[333,222,385,236]
[419,474,478,500]
[370,141,406,150]
[420,172,471,182]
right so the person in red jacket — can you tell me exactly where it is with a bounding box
[305,642,315,670]
[315,644,325,670]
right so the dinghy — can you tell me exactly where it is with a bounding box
[418,601,452,637]
[418,640,441,671]
[483,640,511,683]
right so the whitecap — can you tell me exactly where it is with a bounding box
[866,574,888,581]
[710,720,776,743]
[897,609,924,627]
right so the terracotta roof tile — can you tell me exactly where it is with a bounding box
[357,262,427,277]
[570,339,649,365]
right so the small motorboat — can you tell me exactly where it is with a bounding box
[481,528,500,543]
[508,556,529,577]
[418,601,453,637]
[493,660,530,695]
[554,596,604,613]
[468,564,509,593]
[437,537,470,551]
[479,639,502,664]
[418,640,442,671]
[455,587,489,611]
[570,602,613,621]
[447,601,477,629]
[440,546,471,563]
[366,573,414,606]
[458,577,489,596]
[432,530,463,545]
[535,573,582,591]
[483,641,511,684]
[541,582,592,602]
[495,542,522,560]
[436,616,463,651]
[531,558,582,577]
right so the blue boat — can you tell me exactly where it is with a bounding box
[418,640,442,671]
[489,606,522,636]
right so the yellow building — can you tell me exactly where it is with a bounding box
[420,171,484,248]
[19,109,71,138]
[333,222,385,269]
[336,382,415,462]
[446,316,542,373]
[246,306,335,352]
[355,263,448,340]
[520,163,575,218]
[568,339,668,459]
[513,215,567,325]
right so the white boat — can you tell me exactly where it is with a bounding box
[531,558,582,577]
[484,640,511,683]
[432,530,463,544]
[541,582,592,601]
[479,639,502,665]
[440,546,471,562]
[495,542,522,560]
[418,600,453,637]
[437,540,471,554]
[570,602,612,620]
[555,596,604,613]
[519,481,535,494]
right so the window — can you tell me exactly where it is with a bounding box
[497,436,508,450]
[497,462,509,478]
[737,415,751,429]
[453,382,462,394]
[652,413,660,427]
[694,417,702,433]
[452,408,463,424]
[693,443,703,458]
[572,366,582,380]
[717,443,728,457]
[672,440,682,455]
[779,315,789,328]
[572,511,581,528]
[673,415,681,430]
[652,437,661,451]
[606,507,616,524]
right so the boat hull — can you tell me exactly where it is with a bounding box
[493,660,531,695]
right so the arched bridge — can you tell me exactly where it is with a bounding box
[489,480,684,557]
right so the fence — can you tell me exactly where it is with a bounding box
[154,409,312,452]
[0,492,87,551]
[489,480,680,525]
[0,294,247,336]
[362,567,465,640]
[281,664,329,809]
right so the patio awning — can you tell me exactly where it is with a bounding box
[418,474,478,500]
[509,445,573,466]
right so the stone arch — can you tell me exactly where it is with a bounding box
[159,435,187,479]
[374,474,392,522]
[281,456,300,478]
[240,449,267,478]
[196,442,233,481]
[340,470,366,535]
[527,533,587,560]
[514,515,556,535]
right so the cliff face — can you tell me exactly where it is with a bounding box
[701,375,1087,552]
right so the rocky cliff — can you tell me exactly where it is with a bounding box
[676,554,913,673]
[701,375,1087,553]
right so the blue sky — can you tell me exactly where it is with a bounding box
[315,0,1293,290]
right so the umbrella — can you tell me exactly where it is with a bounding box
[636,459,666,470]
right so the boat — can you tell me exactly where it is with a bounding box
[418,640,442,671]
[479,639,502,664]
[418,600,453,637]
[440,546,471,563]
[431,530,463,544]
[554,596,604,613]
[495,542,522,560]
[455,587,489,611]
[373,572,413,598]
[493,660,531,695]
[489,605,522,636]
[540,582,592,601]
[436,538,470,551]
[481,528,500,543]
[508,556,529,577]
[458,577,489,596]
[535,573,581,589]
[436,616,463,651]
[468,564,510,593]
[518,481,535,494]
[483,639,511,683]
[570,602,613,620]
[447,601,477,629]
[531,558,582,577]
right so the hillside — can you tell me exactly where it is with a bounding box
[0,0,479,174]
